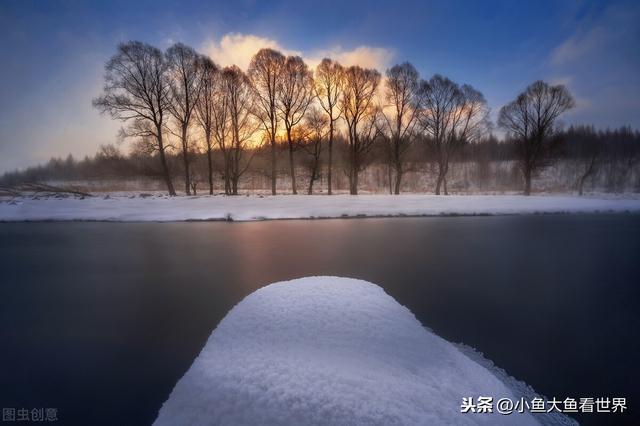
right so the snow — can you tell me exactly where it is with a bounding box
[154,277,574,426]
[1,193,639,222]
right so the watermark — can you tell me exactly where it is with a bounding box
[461,396,627,415]
[2,408,57,422]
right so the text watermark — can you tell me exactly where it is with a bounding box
[461,396,627,415]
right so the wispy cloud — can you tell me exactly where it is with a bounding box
[546,1,640,126]
[550,1,638,66]
[547,76,591,113]
[203,33,301,70]
[306,45,395,70]
[550,26,606,66]
[202,32,394,71]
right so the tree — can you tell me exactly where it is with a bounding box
[314,58,344,195]
[564,126,601,195]
[277,56,314,194]
[93,41,176,195]
[95,144,123,161]
[198,62,235,195]
[248,48,285,195]
[341,65,382,195]
[420,75,488,195]
[195,57,220,194]
[498,80,574,195]
[166,43,204,195]
[299,107,328,194]
[222,66,259,195]
[381,62,423,194]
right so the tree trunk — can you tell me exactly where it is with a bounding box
[350,168,359,195]
[206,137,213,195]
[435,171,443,195]
[157,132,176,196]
[327,121,333,195]
[223,151,231,195]
[231,175,239,195]
[308,164,317,195]
[181,126,191,195]
[287,129,297,194]
[578,154,597,196]
[435,159,448,195]
[394,162,402,195]
[349,143,358,195]
[271,138,277,195]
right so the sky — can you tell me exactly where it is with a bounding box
[0,0,639,173]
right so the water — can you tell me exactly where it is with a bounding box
[1,215,639,425]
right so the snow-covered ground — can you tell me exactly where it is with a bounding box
[1,193,639,222]
[154,277,576,426]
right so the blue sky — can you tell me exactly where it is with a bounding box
[1,0,639,173]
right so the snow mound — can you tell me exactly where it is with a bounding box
[154,277,543,425]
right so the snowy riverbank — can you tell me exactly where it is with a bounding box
[154,277,575,425]
[1,193,640,222]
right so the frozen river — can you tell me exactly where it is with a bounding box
[1,214,638,425]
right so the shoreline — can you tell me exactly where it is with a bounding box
[2,193,640,222]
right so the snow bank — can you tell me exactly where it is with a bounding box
[1,194,639,222]
[155,277,559,425]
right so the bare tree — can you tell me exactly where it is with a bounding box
[276,55,314,194]
[195,57,220,194]
[498,80,574,195]
[420,75,489,194]
[381,62,423,194]
[564,126,601,195]
[222,66,259,195]
[248,48,285,195]
[93,41,176,195]
[576,140,600,196]
[165,43,204,195]
[206,66,234,195]
[314,58,344,195]
[189,171,198,195]
[299,107,328,194]
[341,66,382,195]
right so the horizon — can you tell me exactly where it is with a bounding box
[1,0,639,174]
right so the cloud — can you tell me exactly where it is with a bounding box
[548,76,573,87]
[550,26,606,66]
[548,75,591,113]
[545,2,640,127]
[201,32,394,72]
[202,33,301,70]
[306,45,395,70]
[550,2,639,66]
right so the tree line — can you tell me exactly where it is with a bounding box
[3,40,638,195]
[89,40,575,196]
[3,125,638,195]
